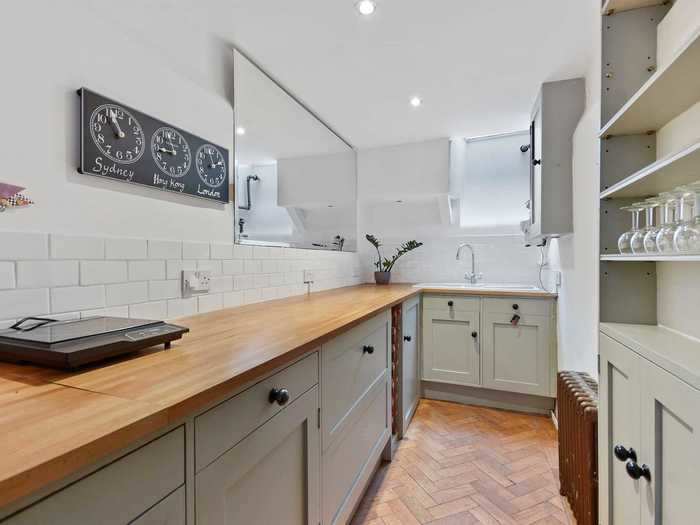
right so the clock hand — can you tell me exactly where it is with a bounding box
[158,147,176,156]
[108,110,125,139]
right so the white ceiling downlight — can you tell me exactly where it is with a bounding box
[356,0,376,16]
[410,96,422,108]
[236,126,246,136]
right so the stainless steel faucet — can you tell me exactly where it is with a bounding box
[456,243,482,285]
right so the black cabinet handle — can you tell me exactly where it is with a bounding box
[363,345,375,355]
[447,300,454,307]
[512,304,519,310]
[403,335,412,342]
[614,445,637,463]
[269,388,290,406]
[471,331,478,338]
[533,159,541,166]
[625,461,651,481]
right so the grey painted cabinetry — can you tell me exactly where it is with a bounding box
[599,333,700,525]
[399,297,420,436]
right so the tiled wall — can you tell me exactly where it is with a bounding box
[0,231,362,328]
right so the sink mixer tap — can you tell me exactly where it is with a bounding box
[456,243,483,285]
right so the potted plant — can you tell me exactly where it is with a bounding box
[366,234,423,284]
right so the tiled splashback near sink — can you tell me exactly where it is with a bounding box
[0,231,362,327]
[360,234,553,287]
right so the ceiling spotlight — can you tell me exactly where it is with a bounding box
[356,0,376,16]
[236,126,246,136]
[410,96,422,108]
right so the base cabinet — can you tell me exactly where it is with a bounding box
[599,333,700,525]
[400,297,420,435]
[195,386,320,525]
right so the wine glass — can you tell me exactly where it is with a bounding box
[674,182,700,253]
[656,193,679,254]
[618,205,642,255]
[632,200,657,254]
[642,197,662,254]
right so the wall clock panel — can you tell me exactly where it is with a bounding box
[78,88,229,204]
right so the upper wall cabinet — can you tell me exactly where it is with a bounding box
[233,50,357,252]
[522,78,585,244]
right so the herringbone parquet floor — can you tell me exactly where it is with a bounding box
[351,399,575,525]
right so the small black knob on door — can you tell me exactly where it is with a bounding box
[363,345,375,355]
[614,445,637,463]
[448,300,454,307]
[625,461,651,481]
[269,388,290,406]
[533,159,542,166]
[512,304,519,310]
[403,335,412,342]
[471,331,478,338]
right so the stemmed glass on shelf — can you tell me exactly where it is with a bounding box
[618,205,642,255]
[656,192,680,254]
[631,200,657,254]
[673,182,700,253]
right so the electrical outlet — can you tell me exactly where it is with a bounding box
[303,269,315,283]
[182,270,212,296]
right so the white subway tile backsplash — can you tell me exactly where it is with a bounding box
[129,260,166,281]
[0,232,48,260]
[0,263,16,289]
[0,319,17,329]
[17,261,79,288]
[182,241,209,259]
[148,240,182,260]
[234,274,254,290]
[167,259,196,280]
[50,234,104,260]
[223,291,243,308]
[198,293,223,313]
[269,273,284,286]
[167,297,197,319]
[129,301,167,320]
[244,260,262,274]
[80,261,128,285]
[0,288,50,317]
[106,282,148,306]
[197,260,222,275]
[149,280,180,301]
[243,288,262,304]
[222,260,244,275]
[105,238,148,260]
[261,260,278,273]
[81,305,130,318]
[233,245,253,259]
[261,287,277,301]
[51,285,105,313]
[210,243,234,259]
[253,274,270,288]
[210,275,234,293]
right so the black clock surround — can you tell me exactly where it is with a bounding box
[78,88,229,204]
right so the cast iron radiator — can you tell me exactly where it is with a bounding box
[557,371,598,525]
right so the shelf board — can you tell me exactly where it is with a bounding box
[601,0,667,15]
[600,140,700,199]
[599,25,700,137]
[601,254,700,261]
[601,322,700,390]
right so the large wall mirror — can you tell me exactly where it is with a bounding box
[233,49,357,251]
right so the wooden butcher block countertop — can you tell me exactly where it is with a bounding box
[0,284,419,509]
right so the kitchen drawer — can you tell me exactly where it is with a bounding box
[321,312,389,451]
[3,427,185,525]
[196,351,318,471]
[322,376,389,525]
[483,297,551,317]
[132,486,186,525]
[423,295,480,313]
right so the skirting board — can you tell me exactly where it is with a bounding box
[422,381,555,415]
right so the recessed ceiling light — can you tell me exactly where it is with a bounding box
[410,96,422,108]
[236,126,246,136]
[356,0,376,16]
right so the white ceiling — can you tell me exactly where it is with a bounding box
[226,0,593,149]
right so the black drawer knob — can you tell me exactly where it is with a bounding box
[269,388,290,406]
[614,445,637,463]
[625,461,651,481]
[512,304,519,310]
[471,331,478,338]
[448,300,454,307]
[403,335,412,342]
[363,345,375,355]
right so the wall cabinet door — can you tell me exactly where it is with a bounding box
[481,313,551,396]
[639,359,700,525]
[400,298,420,435]
[422,309,480,386]
[599,334,642,525]
[195,386,320,525]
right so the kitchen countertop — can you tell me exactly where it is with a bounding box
[0,282,556,509]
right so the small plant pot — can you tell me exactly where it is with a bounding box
[374,271,391,285]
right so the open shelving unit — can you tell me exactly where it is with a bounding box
[601,254,700,262]
[601,0,669,16]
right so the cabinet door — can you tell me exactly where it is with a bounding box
[481,313,550,396]
[640,359,700,525]
[422,309,480,386]
[195,386,320,525]
[599,334,642,525]
[401,298,420,435]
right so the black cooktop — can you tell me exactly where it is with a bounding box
[0,316,189,369]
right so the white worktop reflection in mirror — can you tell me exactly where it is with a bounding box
[234,49,357,252]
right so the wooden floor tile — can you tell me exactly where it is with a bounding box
[351,400,576,525]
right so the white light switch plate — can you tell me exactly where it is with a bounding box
[182,270,211,296]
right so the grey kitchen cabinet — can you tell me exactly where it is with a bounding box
[422,297,481,387]
[399,296,420,436]
[195,386,321,525]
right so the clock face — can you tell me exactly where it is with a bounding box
[89,104,145,164]
[195,144,227,188]
[151,127,192,178]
